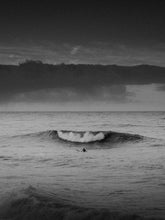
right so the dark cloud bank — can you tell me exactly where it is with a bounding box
[0,61,165,104]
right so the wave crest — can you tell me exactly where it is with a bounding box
[56,130,143,144]
[57,131,105,143]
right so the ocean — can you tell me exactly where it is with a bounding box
[0,111,165,220]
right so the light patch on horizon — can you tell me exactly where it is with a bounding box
[0,85,131,103]
[127,84,165,110]
[0,84,165,111]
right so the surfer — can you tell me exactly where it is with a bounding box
[82,148,87,152]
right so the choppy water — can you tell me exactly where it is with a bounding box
[0,111,165,220]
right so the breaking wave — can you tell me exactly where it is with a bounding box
[0,186,146,220]
[57,130,143,143]
[57,131,105,143]
[20,130,143,144]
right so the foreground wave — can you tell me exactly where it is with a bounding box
[0,186,148,220]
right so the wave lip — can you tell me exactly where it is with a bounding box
[57,131,105,143]
[56,130,143,144]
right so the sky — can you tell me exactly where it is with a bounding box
[0,0,165,111]
[0,0,165,66]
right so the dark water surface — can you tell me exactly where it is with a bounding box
[0,111,165,219]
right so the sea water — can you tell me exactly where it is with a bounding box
[0,111,165,219]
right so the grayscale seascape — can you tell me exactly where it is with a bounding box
[0,1,165,219]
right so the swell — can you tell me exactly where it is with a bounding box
[0,186,146,220]
[16,130,143,144]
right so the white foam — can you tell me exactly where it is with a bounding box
[57,131,105,143]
